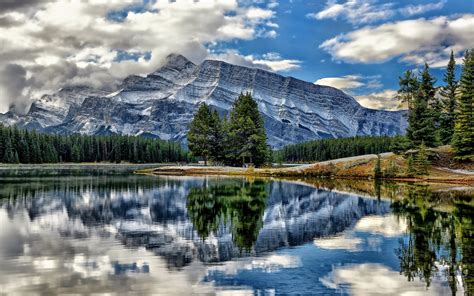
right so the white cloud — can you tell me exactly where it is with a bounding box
[309,0,446,25]
[0,0,283,112]
[399,1,446,17]
[314,235,363,251]
[320,263,456,295]
[315,75,365,90]
[353,215,407,236]
[354,89,404,110]
[210,50,301,72]
[315,74,382,93]
[319,14,474,67]
[308,0,395,25]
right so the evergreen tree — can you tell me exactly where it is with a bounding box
[397,70,419,109]
[226,93,269,166]
[208,110,225,163]
[414,142,430,175]
[452,50,474,161]
[439,51,458,144]
[2,136,18,163]
[406,64,437,147]
[188,103,213,165]
[406,155,416,177]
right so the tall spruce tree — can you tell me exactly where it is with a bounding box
[439,51,458,144]
[406,64,437,147]
[397,70,419,109]
[208,110,225,163]
[227,93,269,167]
[188,103,213,165]
[452,50,474,161]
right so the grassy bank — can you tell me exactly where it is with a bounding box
[138,146,474,186]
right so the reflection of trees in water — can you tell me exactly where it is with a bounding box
[186,179,268,251]
[392,184,473,295]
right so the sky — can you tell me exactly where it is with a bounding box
[0,0,472,113]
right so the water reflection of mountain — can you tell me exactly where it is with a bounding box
[0,176,390,268]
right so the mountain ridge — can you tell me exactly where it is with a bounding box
[0,54,407,148]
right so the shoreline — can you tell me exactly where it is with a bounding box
[136,151,474,186]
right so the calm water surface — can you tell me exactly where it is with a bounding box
[0,174,472,295]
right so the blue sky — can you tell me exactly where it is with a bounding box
[223,0,473,109]
[0,0,472,112]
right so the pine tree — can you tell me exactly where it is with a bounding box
[414,142,430,175]
[188,103,213,165]
[227,93,269,167]
[397,70,419,109]
[406,155,416,177]
[2,136,18,163]
[452,50,474,161]
[208,110,225,163]
[406,64,437,147]
[439,51,458,144]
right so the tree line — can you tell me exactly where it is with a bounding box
[273,135,402,163]
[187,92,270,167]
[399,50,473,160]
[0,124,188,164]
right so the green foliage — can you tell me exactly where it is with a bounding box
[406,63,437,147]
[413,142,430,175]
[391,184,473,294]
[406,155,416,177]
[397,70,419,109]
[226,92,270,166]
[0,124,188,164]
[187,93,270,167]
[274,135,402,163]
[186,179,268,251]
[452,50,474,161]
[383,160,400,177]
[187,103,213,165]
[439,51,458,144]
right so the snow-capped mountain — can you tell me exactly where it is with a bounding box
[0,54,407,148]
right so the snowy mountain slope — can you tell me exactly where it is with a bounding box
[0,54,407,148]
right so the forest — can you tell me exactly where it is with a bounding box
[0,124,188,164]
[273,135,403,163]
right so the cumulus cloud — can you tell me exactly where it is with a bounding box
[319,14,474,67]
[210,50,301,72]
[320,263,455,295]
[308,0,446,25]
[308,0,395,25]
[315,75,366,91]
[0,64,31,113]
[0,0,289,113]
[354,89,404,110]
[399,1,446,17]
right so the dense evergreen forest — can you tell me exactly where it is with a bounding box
[0,124,188,164]
[188,93,270,167]
[400,50,473,160]
[273,135,402,163]
[275,49,473,164]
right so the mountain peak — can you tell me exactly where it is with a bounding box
[164,53,194,67]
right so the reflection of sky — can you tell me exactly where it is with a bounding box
[0,210,216,295]
[0,177,464,295]
[206,215,459,295]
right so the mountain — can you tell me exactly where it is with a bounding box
[0,54,407,148]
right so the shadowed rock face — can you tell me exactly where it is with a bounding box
[1,177,390,268]
[1,54,407,148]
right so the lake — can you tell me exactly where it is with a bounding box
[0,173,472,295]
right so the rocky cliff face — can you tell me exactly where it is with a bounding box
[1,54,407,148]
